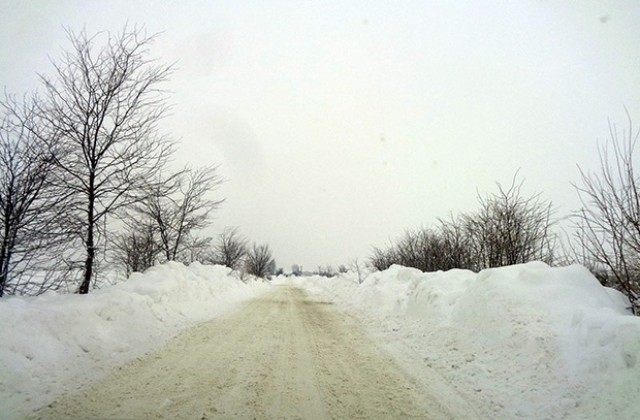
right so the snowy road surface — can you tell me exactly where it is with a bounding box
[33,286,462,419]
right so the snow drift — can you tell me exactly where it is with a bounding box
[284,262,640,419]
[3,260,639,419]
[0,262,269,419]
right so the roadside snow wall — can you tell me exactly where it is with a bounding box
[0,262,270,419]
[285,262,640,419]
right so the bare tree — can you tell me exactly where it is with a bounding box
[0,95,68,296]
[33,27,175,294]
[350,258,366,284]
[181,235,213,264]
[437,215,474,270]
[394,228,445,272]
[130,165,223,263]
[369,245,398,271]
[318,265,336,277]
[573,113,640,313]
[268,259,277,277]
[112,225,161,277]
[463,174,555,270]
[291,264,302,276]
[213,227,247,270]
[245,243,275,279]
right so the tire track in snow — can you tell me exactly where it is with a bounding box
[33,286,457,419]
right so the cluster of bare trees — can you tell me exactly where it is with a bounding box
[0,27,228,295]
[0,96,70,296]
[207,227,276,279]
[116,221,277,279]
[370,176,556,273]
[114,165,223,276]
[571,113,640,313]
[368,112,640,315]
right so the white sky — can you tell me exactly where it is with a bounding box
[2,1,640,271]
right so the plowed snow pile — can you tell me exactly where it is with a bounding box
[0,262,269,419]
[284,262,640,419]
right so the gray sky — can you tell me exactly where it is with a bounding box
[2,1,640,271]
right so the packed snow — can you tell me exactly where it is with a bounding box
[0,262,270,419]
[2,261,639,419]
[283,262,640,419]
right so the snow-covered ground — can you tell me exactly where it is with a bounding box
[0,262,270,419]
[2,261,639,419]
[283,262,640,419]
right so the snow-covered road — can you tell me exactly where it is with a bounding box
[33,286,465,419]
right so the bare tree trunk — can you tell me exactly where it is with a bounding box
[78,189,95,294]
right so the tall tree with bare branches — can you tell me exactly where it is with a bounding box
[129,166,223,262]
[36,27,175,293]
[0,95,69,296]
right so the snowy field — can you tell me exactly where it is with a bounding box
[284,262,640,419]
[0,262,270,419]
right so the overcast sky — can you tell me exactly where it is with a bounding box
[2,1,640,271]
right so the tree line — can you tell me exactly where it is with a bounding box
[369,174,555,273]
[2,26,638,313]
[367,116,640,314]
[0,27,275,297]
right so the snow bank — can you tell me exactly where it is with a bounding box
[284,262,640,419]
[0,262,270,419]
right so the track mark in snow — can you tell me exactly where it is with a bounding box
[33,286,454,419]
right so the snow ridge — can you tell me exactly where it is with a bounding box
[285,262,640,419]
[0,262,269,419]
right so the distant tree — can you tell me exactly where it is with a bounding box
[369,246,397,271]
[350,258,366,284]
[34,27,175,294]
[245,243,274,278]
[112,225,160,277]
[463,174,555,270]
[318,265,336,277]
[338,264,348,274]
[180,234,212,264]
[130,165,223,262]
[267,259,277,277]
[213,227,247,270]
[291,264,302,276]
[572,113,640,313]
